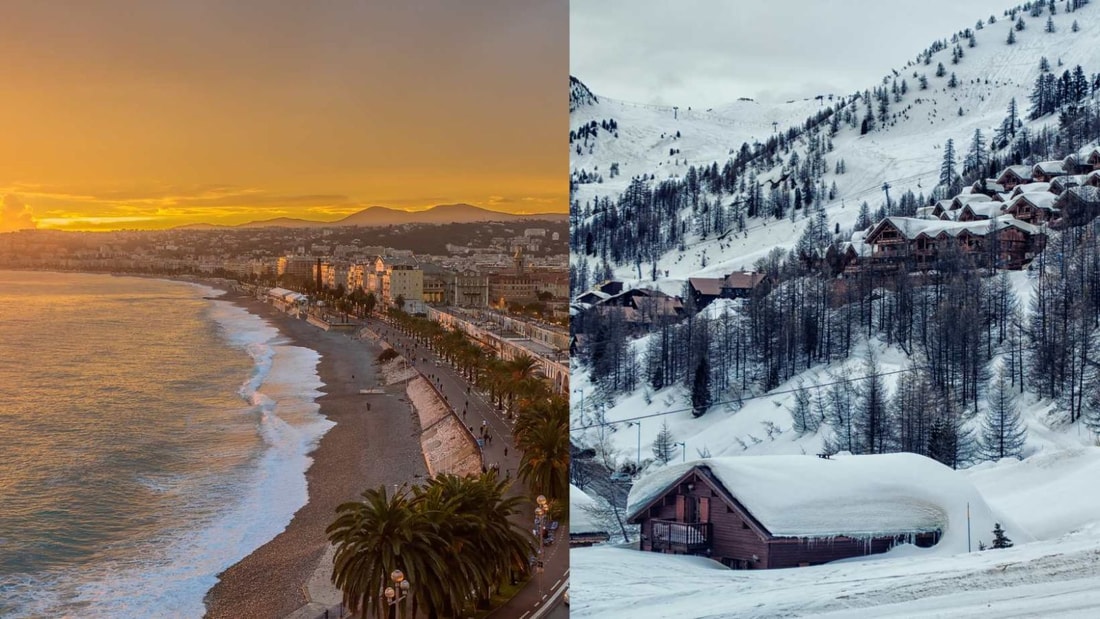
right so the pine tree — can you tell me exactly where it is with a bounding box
[855,201,872,231]
[1016,16,1026,30]
[856,350,891,454]
[1040,56,1051,72]
[691,356,711,417]
[936,62,947,77]
[994,99,1019,148]
[919,74,929,90]
[1072,19,1080,31]
[980,367,1028,460]
[1007,28,1017,44]
[651,420,677,464]
[939,139,958,192]
[1046,15,1056,32]
[791,380,820,434]
[948,73,959,88]
[964,129,987,180]
[992,523,1014,548]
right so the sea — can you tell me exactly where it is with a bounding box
[0,270,333,617]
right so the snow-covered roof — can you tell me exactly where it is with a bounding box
[868,216,1038,243]
[1034,160,1065,175]
[1077,144,1100,160]
[575,290,610,303]
[914,206,937,219]
[1050,174,1087,192]
[1010,181,1051,197]
[1007,192,1058,211]
[997,165,1033,181]
[960,202,1004,218]
[570,484,609,535]
[1063,185,1100,203]
[627,453,983,538]
[950,193,991,208]
[971,179,1004,193]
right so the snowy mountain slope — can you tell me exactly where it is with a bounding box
[571,2,1100,287]
[570,92,828,202]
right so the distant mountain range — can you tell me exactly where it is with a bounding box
[175,203,567,230]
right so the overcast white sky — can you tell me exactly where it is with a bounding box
[571,0,1016,107]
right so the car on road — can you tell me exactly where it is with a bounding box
[609,471,632,483]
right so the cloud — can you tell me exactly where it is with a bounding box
[0,194,37,231]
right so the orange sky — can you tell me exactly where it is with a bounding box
[0,1,567,231]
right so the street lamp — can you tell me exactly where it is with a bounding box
[572,388,585,421]
[625,421,641,473]
[675,441,686,463]
[533,495,550,595]
[384,569,411,619]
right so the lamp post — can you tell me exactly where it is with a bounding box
[675,441,686,463]
[626,421,641,473]
[384,569,411,619]
[533,494,550,595]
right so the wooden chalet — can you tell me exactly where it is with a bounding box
[1032,160,1066,183]
[994,165,1033,190]
[957,201,1004,222]
[688,272,768,309]
[849,216,1043,274]
[1004,181,1051,201]
[626,455,946,569]
[970,178,1005,197]
[574,290,610,305]
[1087,170,1100,188]
[1075,145,1100,172]
[1052,185,1100,229]
[1049,174,1086,195]
[598,287,684,332]
[1003,192,1059,225]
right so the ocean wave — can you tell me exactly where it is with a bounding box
[0,292,333,618]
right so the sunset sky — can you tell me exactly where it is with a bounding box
[0,1,567,231]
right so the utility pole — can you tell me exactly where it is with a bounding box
[881,181,892,210]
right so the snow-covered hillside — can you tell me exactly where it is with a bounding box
[571,1,1100,284]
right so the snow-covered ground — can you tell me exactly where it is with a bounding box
[571,447,1100,618]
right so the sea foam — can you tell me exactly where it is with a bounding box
[1,289,333,618]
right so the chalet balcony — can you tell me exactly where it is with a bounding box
[651,520,712,554]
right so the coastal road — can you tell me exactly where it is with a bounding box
[366,317,569,619]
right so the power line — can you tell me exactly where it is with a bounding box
[569,365,919,433]
[569,338,1058,434]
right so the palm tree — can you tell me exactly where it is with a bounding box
[328,474,535,618]
[514,398,570,504]
[327,485,446,618]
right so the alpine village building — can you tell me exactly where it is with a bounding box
[626,455,950,569]
[836,144,1100,277]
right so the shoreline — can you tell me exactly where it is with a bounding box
[202,291,430,618]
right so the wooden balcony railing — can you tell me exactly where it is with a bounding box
[651,520,712,553]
